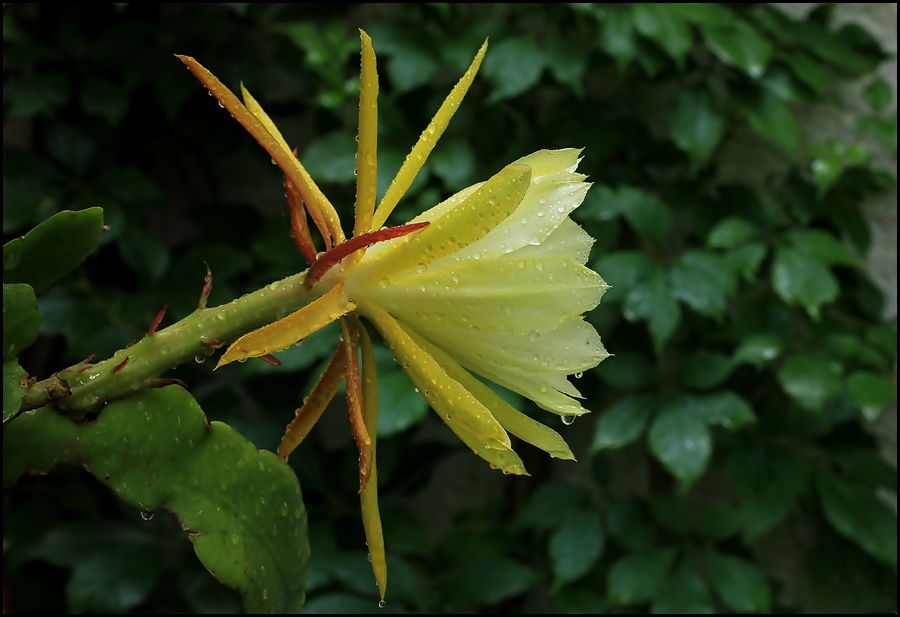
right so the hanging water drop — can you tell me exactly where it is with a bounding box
[561,415,576,426]
[378,600,386,609]
[575,372,583,379]
[140,511,155,521]
[194,355,206,364]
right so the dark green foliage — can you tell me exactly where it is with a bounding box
[3,3,895,614]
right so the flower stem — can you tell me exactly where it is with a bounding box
[34,271,319,414]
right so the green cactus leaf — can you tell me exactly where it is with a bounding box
[3,360,27,424]
[3,386,308,613]
[3,283,41,361]
[3,207,104,295]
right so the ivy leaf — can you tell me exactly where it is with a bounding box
[591,394,656,451]
[701,20,773,78]
[784,50,826,95]
[623,267,681,351]
[786,229,855,266]
[648,399,711,487]
[515,481,587,530]
[3,387,309,613]
[816,472,897,566]
[632,4,692,69]
[651,563,714,614]
[772,246,838,318]
[606,499,655,550]
[669,250,735,320]
[591,251,655,304]
[544,35,588,95]
[594,351,656,390]
[693,391,756,430]
[445,551,538,606]
[606,547,678,606]
[704,550,771,613]
[734,87,800,157]
[734,333,784,366]
[777,354,843,413]
[482,36,546,103]
[669,87,725,173]
[679,351,733,390]
[845,371,897,423]
[430,141,476,191]
[598,8,637,70]
[549,508,605,590]
[729,446,808,540]
[302,131,357,184]
[617,187,672,245]
[724,242,768,282]
[863,77,892,113]
[706,217,761,249]
[4,208,105,295]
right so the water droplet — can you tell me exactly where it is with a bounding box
[194,355,206,364]
[528,330,539,341]
[140,511,155,521]
[561,415,576,426]
[378,600,386,609]
[231,534,241,545]
[271,158,278,165]
[575,372,583,379]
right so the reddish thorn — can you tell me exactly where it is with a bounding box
[259,354,282,367]
[199,263,213,309]
[82,352,96,364]
[113,357,130,374]
[200,338,224,348]
[149,305,167,336]
[306,222,431,288]
[80,365,93,373]
[97,395,108,403]
[150,378,189,389]
[126,339,137,348]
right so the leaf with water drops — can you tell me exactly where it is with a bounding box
[777,354,843,413]
[647,399,712,487]
[3,283,41,362]
[2,386,308,613]
[3,207,104,295]
[845,371,896,422]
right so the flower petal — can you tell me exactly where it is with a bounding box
[356,318,387,600]
[278,345,346,461]
[342,319,373,492]
[354,30,379,240]
[371,39,488,230]
[176,55,345,246]
[348,163,531,287]
[216,283,354,368]
[404,327,575,460]
[357,299,528,475]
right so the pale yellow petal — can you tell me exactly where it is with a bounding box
[356,299,529,476]
[216,283,354,368]
[240,83,293,157]
[405,328,575,460]
[371,39,488,230]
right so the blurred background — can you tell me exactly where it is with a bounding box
[3,3,896,613]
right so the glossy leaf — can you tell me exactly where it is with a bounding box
[679,351,733,389]
[445,551,537,607]
[549,508,605,589]
[729,446,808,540]
[845,371,897,422]
[647,400,711,487]
[816,472,897,566]
[786,229,855,266]
[3,283,41,361]
[376,369,429,437]
[724,242,768,282]
[481,36,545,103]
[733,333,784,366]
[592,394,656,451]
[598,8,637,70]
[3,207,104,295]
[669,87,725,173]
[591,251,655,304]
[633,4,692,69]
[624,267,681,351]
[777,354,843,413]
[772,246,838,318]
[651,562,714,614]
[606,547,678,606]
[704,550,771,613]
[617,187,672,245]
[594,351,656,390]
[706,217,761,249]
[862,77,892,113]
[3,387,308,613]
[701,21,773,78]
[735,87,800,157]
[670,250,735,320]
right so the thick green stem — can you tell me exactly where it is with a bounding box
[49,270,320,412]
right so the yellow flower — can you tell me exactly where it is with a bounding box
[177,29,608,602]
